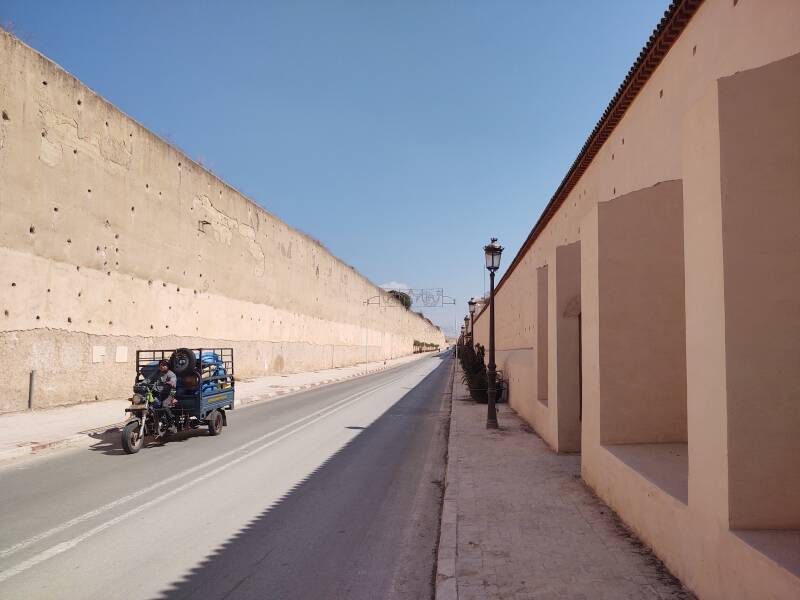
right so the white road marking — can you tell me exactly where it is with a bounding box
[0,373,412,584]
[0,376,400,563]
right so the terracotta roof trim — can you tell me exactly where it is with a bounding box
[474,0,703,323]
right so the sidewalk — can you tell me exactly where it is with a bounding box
[0,352,433,463]
[436,364,695,600]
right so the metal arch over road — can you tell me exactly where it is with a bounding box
[0,353,453,600]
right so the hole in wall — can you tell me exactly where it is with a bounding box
[3,310,8,317]
[1,110,8,121]
[105,121,109,127]
[78,291,81,297]
[42,81,47,86]
[88,189,92,193]
[53,207,58,212]
[622,138,625,145]
[693,45,697,56]
[11,282,16,287]
[41,131,46,138]
[659,89,664,98]
[150,324,154,329]
[612,153,615,160]
[114,234,119,239]
[73,149,77,155]
[108,321,113,325]
[76,266,80,271]
[162,282,166,287]
[29,226,35,234]
[67,317,72,323]
[145,183,149,189]
[131,206,135,212]
[66,238,71,244]
[88,319,91,324]
[77,99,82,106]
[47,288,50,293]
[148,280,153,286]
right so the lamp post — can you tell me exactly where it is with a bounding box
[483,237,504,429]
[468,298,477,344]
[463,315,470,342]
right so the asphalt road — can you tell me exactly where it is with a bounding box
[0,353,453,600]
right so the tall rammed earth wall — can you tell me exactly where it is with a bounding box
[0,31,444,413]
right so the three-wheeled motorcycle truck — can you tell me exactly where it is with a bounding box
[122,348,235,454]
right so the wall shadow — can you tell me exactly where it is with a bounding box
[155,356,452,600]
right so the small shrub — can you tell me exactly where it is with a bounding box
[457,340,487,402]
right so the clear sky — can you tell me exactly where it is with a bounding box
[2,0,668,336]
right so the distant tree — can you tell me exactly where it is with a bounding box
[387,290,412,309]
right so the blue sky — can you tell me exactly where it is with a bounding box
[2,0,668,336]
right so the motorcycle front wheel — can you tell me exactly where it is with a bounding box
[122,421,144,454]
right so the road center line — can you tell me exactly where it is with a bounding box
[0,375,400,562]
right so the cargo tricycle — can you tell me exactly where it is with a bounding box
[121,347,235,454]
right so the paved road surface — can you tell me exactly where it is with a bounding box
[0,354,452,600]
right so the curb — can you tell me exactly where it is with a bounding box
[435,358,458,600]
[0,353,439,464]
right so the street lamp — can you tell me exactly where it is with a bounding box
[483,237,504,429]
[468,298,477,343]
[464,315,470,341]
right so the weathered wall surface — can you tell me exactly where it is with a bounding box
[0,31,444,413]
[472,1,800,599]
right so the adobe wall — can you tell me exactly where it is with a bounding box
[473,1,800,598]
[0,31,444,413]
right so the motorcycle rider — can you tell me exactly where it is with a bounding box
[150,359,178,433]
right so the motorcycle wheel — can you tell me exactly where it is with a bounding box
[122,421,144,454]
[207,410,223,436]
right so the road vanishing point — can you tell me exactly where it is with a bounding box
[0,354,452,600]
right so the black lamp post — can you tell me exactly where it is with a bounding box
[464,315,470,342]
[468,298,477,344]
[483,237,504,429]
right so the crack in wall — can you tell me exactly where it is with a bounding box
[194,194,266,276]
[37,100,132,168]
